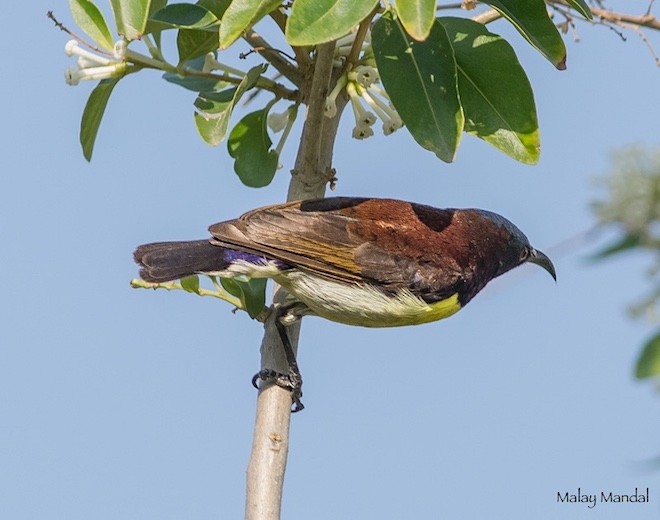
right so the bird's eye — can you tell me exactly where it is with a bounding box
[520,248,530,261]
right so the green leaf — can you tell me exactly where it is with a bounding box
[241,278,267,318]
[162,73,229,92]
[227,109,278,187]
[219,278,241,298]
[177,29,220,63]
[219,0,281,49]
[566,0,593,20]
[69,0,115,50]
[220,278,268,318]
[194,63,267,145]
[110,0,151,40]
[590,233,644,260]
[439,17,539,164]
[80,78,121,161]
[180,275,201,294]
[372,13,463,163]
[393,0,436,41]
[199,0,233,18]
[482,0,567,69]
[151,3,219,29]
[286,0,378,46]
[173,0,232,57]
[145,0,168,46]
[635,332,660,379]
[194,88,236,145]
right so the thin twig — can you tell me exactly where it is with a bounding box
[619,21,660,65]
[472,8,502,25]
[465,1,660,30]
[47,11,112,55]
[243,30,304,86]
[549,1,660,64]
[436,2,468,10]
[184,67,298,100]
[589,6,660,30]
[240,47,296,62]
[130,278,244,308]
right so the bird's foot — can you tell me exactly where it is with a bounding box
[251,369,304,413]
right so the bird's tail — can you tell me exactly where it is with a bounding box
[134,240,229,283]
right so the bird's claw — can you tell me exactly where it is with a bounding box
[251,369,304,412]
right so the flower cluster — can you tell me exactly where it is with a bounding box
[64,40,127,86]
[325,29,403,140]
[325,64,403,140]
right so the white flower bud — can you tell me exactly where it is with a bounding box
[267,110,290,133]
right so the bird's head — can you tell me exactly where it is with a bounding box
[521,246,556,281]
[474,209,556,282]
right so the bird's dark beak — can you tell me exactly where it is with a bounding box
[528,248,556,281]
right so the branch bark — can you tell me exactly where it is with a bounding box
[243,30,304,87]
[545,1,660,30]
[244,41,346,520]
[472,2,660,31]
[589,6,660,31]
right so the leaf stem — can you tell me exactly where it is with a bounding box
[130,278,243,308]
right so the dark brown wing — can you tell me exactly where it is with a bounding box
[209,198,367,282]
[208,197,466,299]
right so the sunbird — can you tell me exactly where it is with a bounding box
[135,197,556,410]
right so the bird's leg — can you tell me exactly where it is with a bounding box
[251,305,304,412]
[274,314,304,412]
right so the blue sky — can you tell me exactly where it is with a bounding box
[2,1,659,518]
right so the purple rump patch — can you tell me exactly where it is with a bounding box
[223,249,291,270]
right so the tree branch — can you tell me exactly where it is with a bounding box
[470,1,660,31]
[245,41,343,520]
[472,8,501,24]
[546,0,660,30]
[589,6,660,31]
[243,30,304,87]
[288,43,341,200]
[183,67,298,100]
